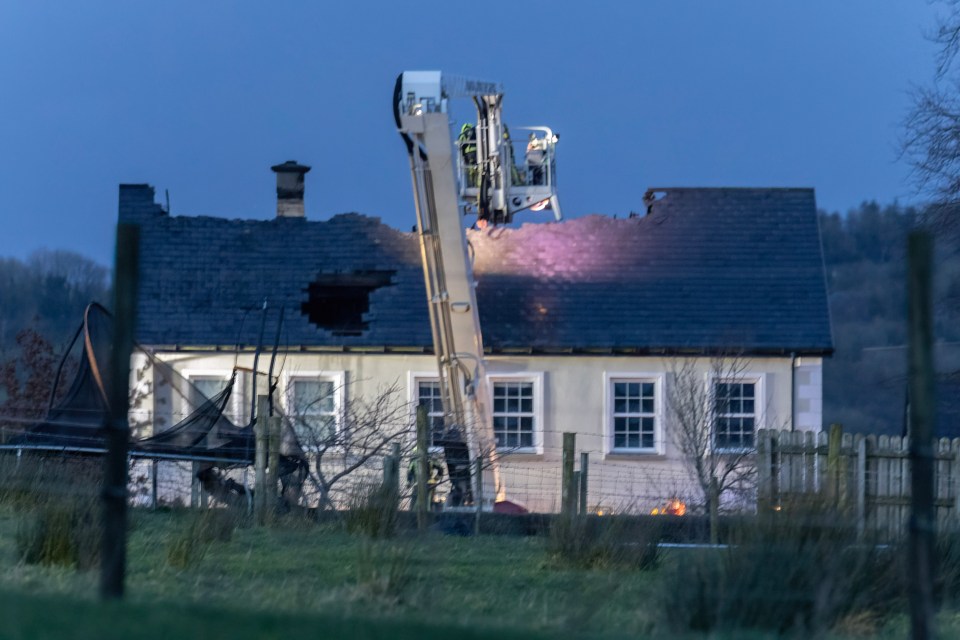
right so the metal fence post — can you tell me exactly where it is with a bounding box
[416,405,429,532]
[579,452,589,515]
[100,222,139,600]
[254,395,269,526]
[561,433,576,517]
[908,231,936,640]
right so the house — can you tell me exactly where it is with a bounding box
[119,172,833,513]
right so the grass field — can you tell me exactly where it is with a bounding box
[0,508,657,638]
[1,506,959,639]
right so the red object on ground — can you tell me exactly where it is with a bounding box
[493,500,528,514]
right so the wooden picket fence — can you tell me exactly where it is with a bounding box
[756,426,960,541]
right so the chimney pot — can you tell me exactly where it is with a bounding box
[271,160,311,218]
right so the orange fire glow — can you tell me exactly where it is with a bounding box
[651,498,686,516]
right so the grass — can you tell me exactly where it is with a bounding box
[2,505,960,638]
[0,588,561,640]
[0,507,656,637]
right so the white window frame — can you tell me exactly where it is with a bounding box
[603,372,664,455]
[182,368,242,423]
[487,372,544,455]
[709,372,765,453]
[407,371,447,452]
[283,370,346,447]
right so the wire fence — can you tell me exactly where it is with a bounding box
[1,408,710,519]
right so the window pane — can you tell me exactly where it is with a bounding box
[193,377,227,400]
[641,431,654,449]
[611,379,656,450]
[493,381,536,449]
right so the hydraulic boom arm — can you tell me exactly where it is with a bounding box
[394,71,561,508]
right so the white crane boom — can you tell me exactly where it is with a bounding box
[394,70,561,508]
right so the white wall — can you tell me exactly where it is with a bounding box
[140,350,820,513]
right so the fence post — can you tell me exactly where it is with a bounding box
[908,231,936,640]
[827,423,843,507]
[254,395,269,526]
[474,453,484,535]
[100,222,139,600]
[266,414,281,521]
[416,405,429,532]
[151,459,158,510]
[856,435,867,539]
[383,442,400,504]
[953,440,960,528]
[579,452,589,515]
[757,430,772,513]
[561,433,576,517]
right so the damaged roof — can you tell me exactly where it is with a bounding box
[120,185,832,355]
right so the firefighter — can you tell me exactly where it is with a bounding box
[458,123,478,187]
[526,133,547,186]
[407,454,445,510]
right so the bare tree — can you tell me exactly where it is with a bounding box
[665,356,758,543]
[282,381,415,511]
[903,1,960,230]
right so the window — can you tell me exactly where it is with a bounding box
[287,374,343,445]
[611,380,657,452]
[183,370,237,421]
[191,376,228,401]
[492,379,537,450]
[714,381,756,450]
[415,379,446,448]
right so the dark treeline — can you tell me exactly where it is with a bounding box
[0,250,109,356]
[820,201,960,434]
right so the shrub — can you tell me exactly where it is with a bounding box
[354,539,414,603]
[8,454,103,570]
[344,482,399,539]
[16,499,102,569]
[657,498,902,635]
[547,515,660,570]
[165,508,241,569]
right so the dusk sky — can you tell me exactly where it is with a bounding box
[0,2,944,266]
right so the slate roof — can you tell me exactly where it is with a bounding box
[120,185,833,355]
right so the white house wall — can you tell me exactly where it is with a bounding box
[140,351,821,514]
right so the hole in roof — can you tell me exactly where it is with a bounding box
[301,270,395,336]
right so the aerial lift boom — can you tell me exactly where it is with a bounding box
[394,71,561,507]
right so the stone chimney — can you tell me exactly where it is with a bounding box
[270,160,311,218]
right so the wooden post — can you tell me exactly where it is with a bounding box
[416,405,429,532]
[561,432,576,517]
[579,452,589,515]
[856,435,867,538]
[908,231,936,640]
[757,430,772,513]
[100,222,139,600]
[254,395,269,526]
[474,453,484,535]
[572,471,581,514]
[827,423,843,506]
[383,442,400,502]
[190,461,200,508]
[953,440,960,528]
[151,459,158,510]
[266,415,281,521]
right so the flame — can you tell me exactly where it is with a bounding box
[652,498,686,516]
